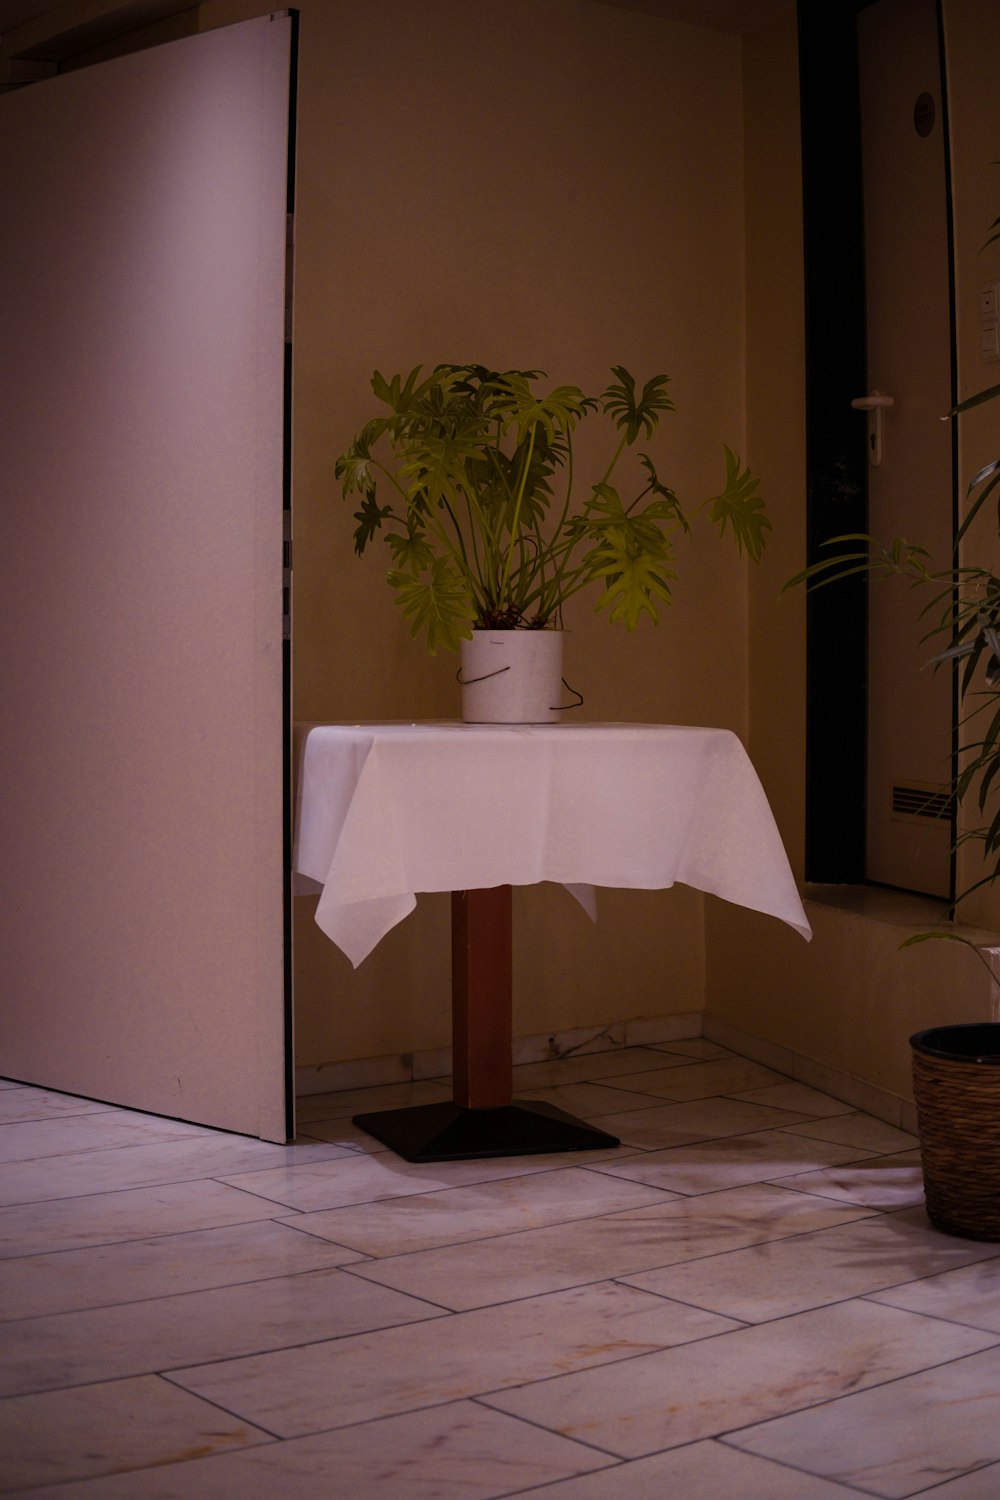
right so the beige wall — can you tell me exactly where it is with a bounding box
[196,0,761,1068]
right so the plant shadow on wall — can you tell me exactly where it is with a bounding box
[784,204,1000,1242]
[334,364,772,678]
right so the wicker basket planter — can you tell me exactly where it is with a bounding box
[910,1023,1000,1240]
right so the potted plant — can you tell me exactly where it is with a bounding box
[335,362,771,721]
[785,210,1000,1239]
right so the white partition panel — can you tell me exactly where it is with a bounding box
[0,14,294,1140]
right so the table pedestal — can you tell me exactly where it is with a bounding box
[352,887,621,1162]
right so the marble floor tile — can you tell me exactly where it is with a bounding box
[0,1265,440,1396]
[648,1039,738,1059]
[168,1280,738,1437]
[0,1086,116,1123]
[482,1300,999,1459]
[869,1254,1000,1331]
[589,1096,813,1150]
[0,1219,367,1320]
[783,1113,918,1153]
[0,1373,272,1490]
[602,1058,788,1101]
[897,1462,1000,1498]
[620,1210,1000,1322]
[291,1116,392,1150]
[6,1045,1000,1498]
[346,1184,876,1311]
[0,1177,290,1258]
[0,1134,351,1208]
[725,1345,1000,1498]
[0,1110,214,1164]
[730,1081,855,1117]
[589,1127,868,1195]
[218,1143,639,1213]
[284,1165,675,1256]
[495,1439,867,1498]
[2,1400,616,1500]
[778,1149,926,1209]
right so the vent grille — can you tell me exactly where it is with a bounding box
[891,783,952,822]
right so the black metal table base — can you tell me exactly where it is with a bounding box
[352,1099,620,1163]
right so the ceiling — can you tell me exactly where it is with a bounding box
[0,0,794,44]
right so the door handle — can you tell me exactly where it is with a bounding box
[851,390,894,467]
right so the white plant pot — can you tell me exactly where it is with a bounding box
[460,630,565,724]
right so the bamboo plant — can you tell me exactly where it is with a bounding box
[335,362,771,653]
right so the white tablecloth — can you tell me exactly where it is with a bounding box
[293,722,812,967]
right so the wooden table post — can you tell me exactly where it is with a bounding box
[451,886,513,1109]
[352,883,618,1161]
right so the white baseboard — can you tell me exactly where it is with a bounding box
[294,1009,918,1136]
[294,1011,703,1098]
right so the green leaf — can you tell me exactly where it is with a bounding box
[385,523,435,574]
[707,448,772,561]
[398,427,485,511]
[513,430,564,525]
[773,531,936,595]
[601,368,674,443]
[352,492,393,555]
[584,483,678,557]
[900,931,978,953]
[489,372,595,443]
[583,524,677,629]
[371,364,439,415]
[955,458,1000,545]
[336,418,392,497]
[952,381,1000,416]
[387,556,475,654]
[636,454,688,532]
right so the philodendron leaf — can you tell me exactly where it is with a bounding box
[398,429,484,511]
[336,418,390,497]
[371,364,442,415]
[584,527,677,629]
[387,556,475,654]
[708,448,772,561]
[352,492,394,555]
[585,484,680,553]
[601,368,674,443]
[385,524,435,574]
[495,383,594,444]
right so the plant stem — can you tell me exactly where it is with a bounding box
[499,423,537,604]
[597,433,628,489]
